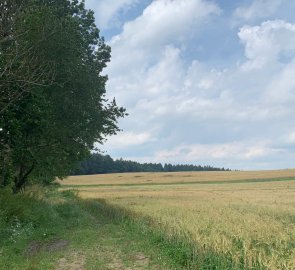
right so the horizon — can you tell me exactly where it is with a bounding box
[87,152,295,172]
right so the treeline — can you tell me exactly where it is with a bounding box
[72,153,230,175]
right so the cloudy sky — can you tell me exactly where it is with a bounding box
[86,0,295,170]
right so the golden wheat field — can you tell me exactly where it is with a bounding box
[60,169,295,186]
[60,170,295,269]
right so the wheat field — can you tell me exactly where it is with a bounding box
[60,170,295,269]
[61,169,295,186]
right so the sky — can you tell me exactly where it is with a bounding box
[85,0,295,170]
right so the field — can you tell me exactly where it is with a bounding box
[61,170,295,269]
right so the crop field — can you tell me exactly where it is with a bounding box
[61,169,295,186]
[60,170,295,269]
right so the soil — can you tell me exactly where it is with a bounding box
[25,239,69,257]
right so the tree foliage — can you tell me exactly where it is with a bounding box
[72,153,230,175]
[0,0,126,192]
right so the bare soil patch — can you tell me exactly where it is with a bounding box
[25,239,69,257]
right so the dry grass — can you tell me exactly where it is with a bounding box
[60,169,295,186]
[60,170,295,269]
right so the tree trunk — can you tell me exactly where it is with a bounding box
[13,163,35,193]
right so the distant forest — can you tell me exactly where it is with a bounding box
[72,153,230,175]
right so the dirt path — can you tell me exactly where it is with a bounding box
[15,195,179,270]
[44,220,172,270]
[52,240,159,270]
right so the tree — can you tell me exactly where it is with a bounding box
[72,153,230,175]
[0,0,126,192]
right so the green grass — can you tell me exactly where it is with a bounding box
[0,187,183,270]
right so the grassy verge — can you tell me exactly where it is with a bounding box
[0,186,182,270]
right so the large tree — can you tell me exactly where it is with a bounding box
[0,0,126,192]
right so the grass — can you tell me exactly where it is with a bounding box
[60,170,295,270]
[0,186,182,270]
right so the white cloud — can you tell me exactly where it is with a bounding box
[286,132,295,144]
[233,0,283,23]
[107,0,220,76]
[262,63,295,118]
[85,0,138,29]
[111,0,220,46]
[96,0,295,169]
[238,20,295,70]
[103,132,154,149]
[151,140,282,166]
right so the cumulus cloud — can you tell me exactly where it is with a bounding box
[112,0,220,46]
[107,0,220,76]
[238,20,295,70]
[84,0,295,169]
[233,0,283,23]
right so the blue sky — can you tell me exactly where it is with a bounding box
[85,0,295,170]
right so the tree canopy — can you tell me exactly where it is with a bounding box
[0,0,126,192]
[72,153,230,175]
